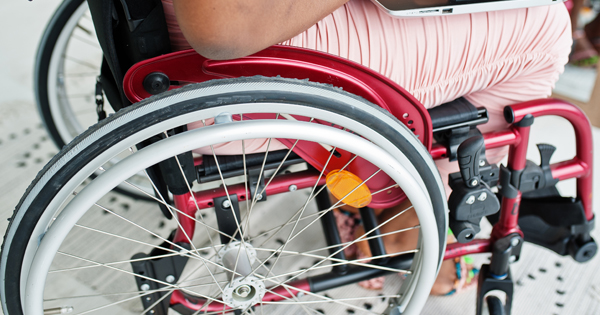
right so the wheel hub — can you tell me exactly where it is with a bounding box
[222,276,266,309]
[217,242,265,309]
[217,241,258,277]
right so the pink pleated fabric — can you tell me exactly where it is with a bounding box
[161,0,191,52]
[161,0,571,195]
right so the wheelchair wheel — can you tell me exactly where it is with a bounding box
[35,0,102,149]
[486,296,506,315]
[34,0,154,199]
[2,77,447,315]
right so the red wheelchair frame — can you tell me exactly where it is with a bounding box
[123,45,594,313]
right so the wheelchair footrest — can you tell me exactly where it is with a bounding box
[130,240,190,315]
[509,194,597,262]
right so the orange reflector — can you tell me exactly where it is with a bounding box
[326,169,372,208]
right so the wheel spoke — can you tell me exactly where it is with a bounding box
[74,23,93,35]
[267,280,383,315]
[44,280,226,302]
[262,295,401,305]
[302,224,419,254]
[62,72,100,78]
[262,250,416,282]
[254,239,418,273]
[248,115,312,212]
[162,131,221,253]
[240,115,251,224]
[89,200,202,260]
[240,130,303,244]
[141,255,235,315]
[260,144,336,277]
[54,251,228,314]
[71,33,100,47]
[64,55,98,70]
[74,291,152,315]
[141,138,226,295]
[50,242,189,273]
[262,204,415,294]
[197,127,247,247]
[248,144,339,281]
[87,200,248,277]
[254,153,358,248]
[105,167,239,244]
[274,168,382,250]
[250,173,398,249]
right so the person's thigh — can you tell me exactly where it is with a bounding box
[282,0,571,112]
[281,1,571,193]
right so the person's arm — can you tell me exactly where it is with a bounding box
[173,0,349,60]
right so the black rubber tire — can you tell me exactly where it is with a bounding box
[33,0,158,200]
[2,77,448,315]
[34,0,86,150]
[486,296,506,315]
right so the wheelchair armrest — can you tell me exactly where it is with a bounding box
[428,97,488,133]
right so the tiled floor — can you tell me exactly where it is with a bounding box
[1,2,599,314]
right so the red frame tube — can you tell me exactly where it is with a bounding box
[171,170,326,243]
[490,123,531,240]
[444,240,492,260]
[438,99,594,255]
[510,99,594,220]
[172,194,197,244]
[170,280,310,312]
[430,129,519,160]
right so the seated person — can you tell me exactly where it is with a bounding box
[162,0,571,295]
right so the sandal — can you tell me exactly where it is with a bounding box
[333,210,387,290]
[355,254,480,293]
[356,248,386,290]
[444,256,479,296]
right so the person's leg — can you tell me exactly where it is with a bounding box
[437,4,572,188]
[570,0,584,30]
[162,0,572,293]
[569,0,599,66]
[351,202,471,294]
[283,0,571,294]
[282,2,571,195]
[282,1,571,109]
[166,0,570,160]
[584,8,600,52]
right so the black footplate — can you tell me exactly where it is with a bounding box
[130,237,190,315]
[487,186,597,263]
[517,192,597,262]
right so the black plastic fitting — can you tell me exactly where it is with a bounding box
[143,72,170,95]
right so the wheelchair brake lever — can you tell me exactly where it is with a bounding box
[457,135,485,188]
[449,135,500,243]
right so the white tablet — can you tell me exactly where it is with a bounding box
[371,0,565,16]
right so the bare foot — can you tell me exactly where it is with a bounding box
[429,259,458,295]
[352,201,476,295]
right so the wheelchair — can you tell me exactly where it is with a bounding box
[1,0,596,314]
